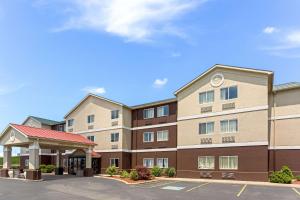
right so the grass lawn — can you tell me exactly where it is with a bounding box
[0,156,20,167]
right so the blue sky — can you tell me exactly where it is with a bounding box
[1,0,300,155]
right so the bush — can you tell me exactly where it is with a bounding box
[129,170,138,181]
[270,171,292,184]
[120,170,129,178]
[151,166,162,177]
[106,166,117,177]
[281,166,293,178]
[40,164,55,173]
[136,166,151,180]
[167,167,176,177]
[295,175,300,181]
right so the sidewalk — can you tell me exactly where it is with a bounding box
[156,177,300,188]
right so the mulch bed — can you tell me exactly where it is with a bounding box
[103,176,156,184]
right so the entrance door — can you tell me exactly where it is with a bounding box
[92,158,101,174]
[68,157,86,175]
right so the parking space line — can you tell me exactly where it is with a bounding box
[292,188,300,196]
[149,180,181,188]
[185,182,210,192]
[237,184,247,197]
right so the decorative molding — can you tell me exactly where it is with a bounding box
[178,105,269,121]
[269,146,300,150]
[131,122,177,131]
[270,114,300,121]
[75,126,131,134]
[177,141,268,150]
[94,148,177,153]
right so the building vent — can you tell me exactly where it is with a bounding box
[201,106,213,113]
[201,138,212,144]
[222,103,235,110]
[200,172,212,178]
[112,121,118,126]
[222,172,235,179]
[68,128,73,132]
[88,125,94,130]
[111,144,118,149]
[222,136,235,143]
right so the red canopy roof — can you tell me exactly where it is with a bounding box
[11,124,95,146]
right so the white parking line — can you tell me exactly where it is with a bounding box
[292,188,300,196]
[237,184,247,197]
[186,182,210,192]
[149,180,181,188]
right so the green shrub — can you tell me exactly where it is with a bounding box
[40,164,55,173]
[129,170,138,181]
[167,167,176,177]
[281,166,293,178]
[163,168,170,176]
[120,170,129,178]
[151,166,162,177]
[136,166,151,180]
[106,166,117,177]
[295,175,300,181]
[270,171,292,184]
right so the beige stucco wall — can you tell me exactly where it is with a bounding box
[0,127,29,146]
[23,118,41,128]
[178,110,268,146]
[177,68,269,118]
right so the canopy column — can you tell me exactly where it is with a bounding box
[26,141,41,180]
[55,150,64,175]
[84,147,93,177]
[0,146,12,177]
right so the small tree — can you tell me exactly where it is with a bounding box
[129,170,138,181]
[167,167,176,177]
[106,166,117,177]
[151,166,162,177]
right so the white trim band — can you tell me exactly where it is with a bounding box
[132,122,177,130]
[75,126,131,134]
[178,105,269,121]
[269,146,300,150]
[270,114,300,121]
[95,148,177,153]
[177,141,268,149]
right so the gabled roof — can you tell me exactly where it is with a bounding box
[131,98,177,109]
[64,93,130,119]
[24,116,64,126]
[10,124,96,145]
[273,82,300,92]
[174,64,274,95]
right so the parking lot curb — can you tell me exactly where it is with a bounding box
[156,177,300,188]
[94,175,159,185]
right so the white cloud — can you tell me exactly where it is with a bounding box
[263,26,278,34]
[171,52,182,57]
[53,0,207,42]
[153,78,168,88]
[82,87,106,94]
[0,84,26,96]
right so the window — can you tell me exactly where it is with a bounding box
[143,158,154,168]
[157,105,169,117]
[143,108,154,119]
[199,122,214,134]
[221,86,238,100]
[67,119,74,127]
[109,158,119,168]
[198,156,215,169]
[219,156,238,170]
[87,115,94,124]
[87,136,95,142]
[199,91,214,104]
[25,159,29,167]
[157,158,168,168]
[57,125,64,132]
[111,110,119,119]
[111,133,119,142]
[157,130,169,141]
[220,119,238,133]
[143,132,154,142]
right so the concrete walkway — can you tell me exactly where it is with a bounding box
[156,177,300,188]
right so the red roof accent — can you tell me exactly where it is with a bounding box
[10,124,96,146]
[92,151,101,158]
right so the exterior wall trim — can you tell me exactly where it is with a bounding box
[269,146,300,150]
[178,105,269,121]
[75,126,131,134]
[270,114,300,121]
[132,122,177,130]
[177,141,268,149]
[95,148,177,153]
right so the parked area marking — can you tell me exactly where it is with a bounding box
[149,181,181,188]
[236,184,247,197]
[186,182,210,192]
[292,188,300,196]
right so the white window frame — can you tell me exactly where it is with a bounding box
[220,119,238,133]
[157,105,169,117]
[111,110,119,120]
[157,130,169,141]
[111,132,119,142]
[143,158,154,168]
[143,132,154,143]
[109,158,119,168]
[87,135,95,142]
[219,156,238,170]
[143,108,154,119]
[199,90,215,104]
[87,115,95,124]
[198,156,215,169]
[157,158,169,168]
[199,122,215,135]
[25,159,29,167]
[67,119,74,127]
[220,86,238,101]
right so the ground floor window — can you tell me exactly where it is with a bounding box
[219,156,238,170]
[157,158,168,168]
[143,158,154,168]
[198,156,215,169]
[109,158,119,168]
[25,159,29,167]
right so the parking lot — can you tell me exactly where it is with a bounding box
[0,176,299,200]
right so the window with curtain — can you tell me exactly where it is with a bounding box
[111,110,119,119]
[143,108,154,119]
[157,158,168,168]
[199,122,214,134]
[219,156,238,170]
[143,158,154,168]
[220,119,238,133]
[143,132,154,142]
[221,86,238,100]
[157,130,169,141]
[109,158,119,167]
[87,115,95,124]
[111,133,119,142]
[157,105,169,117]
[198,156,215,169]
[199,90,214,104]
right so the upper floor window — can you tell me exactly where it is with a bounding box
[111,110,119,120]
[157,105,169,117]
[143,108,154,119]
[87,115,95,124]
[57,125,64,132]
[143,132,154,142]
[111,132,119,142]
[157,130,169,141]
[87,136,95,142]
[219,156,238,170]
[199,122,214,134]
[199,91,214,104]
[221,86,238,100]
[220,119,238,133]
[67,119,74,127]
[198,156,215,169]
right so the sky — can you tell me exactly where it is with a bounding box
[1,0,300,155]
